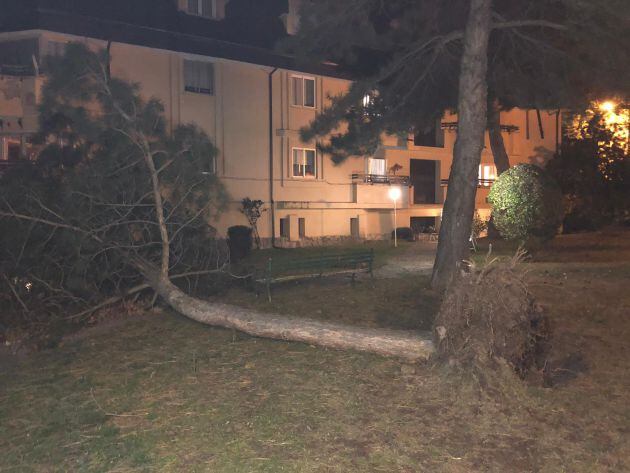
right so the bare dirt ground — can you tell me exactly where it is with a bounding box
[1,229,629,472]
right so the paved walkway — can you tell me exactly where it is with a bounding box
[374,241,437,278]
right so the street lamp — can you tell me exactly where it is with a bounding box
[388,186,402,247]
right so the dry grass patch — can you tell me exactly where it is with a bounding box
[1,231,630,472]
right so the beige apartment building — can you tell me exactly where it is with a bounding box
[0,0,561,245]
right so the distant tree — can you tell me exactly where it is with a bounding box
[240,197,267,249]
[389,163,403,175]
[1,42,228,321]
[289,0,629,290]
[548,102,630,230]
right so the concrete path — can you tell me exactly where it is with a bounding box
[374,241,437,278]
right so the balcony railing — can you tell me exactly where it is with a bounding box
[352,173,410,186]
[440,178,496,188]
[0,64,36,76]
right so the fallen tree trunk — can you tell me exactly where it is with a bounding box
[150,275,434,362]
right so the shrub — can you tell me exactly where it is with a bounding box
[240,197,266,249]
[391,227,414,241]
[488,164,563,241]
[227,225,253,262]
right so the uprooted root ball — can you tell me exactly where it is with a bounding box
[433,250,549,379]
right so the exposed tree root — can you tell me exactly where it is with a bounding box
[433,250,549,384]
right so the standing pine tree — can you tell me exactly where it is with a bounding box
[288,0,629,290]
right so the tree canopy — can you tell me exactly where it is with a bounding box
[0,43,227,318]
[287,0,629,162]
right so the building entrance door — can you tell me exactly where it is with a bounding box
[410,159,437,204]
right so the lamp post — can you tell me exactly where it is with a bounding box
[388,186,402,247]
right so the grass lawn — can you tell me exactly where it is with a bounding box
[1,230,630,472]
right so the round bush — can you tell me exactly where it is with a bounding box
[488,164,563,241]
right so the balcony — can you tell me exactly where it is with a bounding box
[352,176,411,209]
[352,173,410,186]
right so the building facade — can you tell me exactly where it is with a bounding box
[0,1,561,245]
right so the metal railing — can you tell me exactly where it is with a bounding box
[440,178,496,188]
[0,64,36,76]
[352,173,410,186]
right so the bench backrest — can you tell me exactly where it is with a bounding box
[267,249,374,275]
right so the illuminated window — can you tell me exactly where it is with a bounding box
[291,75,316,108]
[292,148,316,178]
[362,93,374,108]
[184,60,214,95]
[366,157,386,176]
[478,164,497,186]
[186,0,217,18]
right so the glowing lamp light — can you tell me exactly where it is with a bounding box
[388,186,402,201]
[599,101,616,113]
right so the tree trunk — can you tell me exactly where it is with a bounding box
[487,99,510,175]
[431,0,492,291]
[148,273,434,362]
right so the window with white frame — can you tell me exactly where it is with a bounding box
[478,164,497,186]
[366,157,386,176]
[291,75,316,108]
[184,59,214,95]
[292,148,316,178]
[186,0,217,18]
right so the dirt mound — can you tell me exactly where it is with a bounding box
[433,250,549,381]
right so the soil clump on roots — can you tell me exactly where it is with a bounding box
[433,251,549,386]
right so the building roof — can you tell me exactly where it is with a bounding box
[0,0,349,79]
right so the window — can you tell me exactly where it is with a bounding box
[413,119,445,148]
[184,60,214,95]
[292,148,316,178]
[291,75,316,108]
[362,94,373,108]
[298,218,306,238]
[366,157,386,176]
[478,164,497,186]
[280,217,290,238]
[411,217,437,234]
[46,41,67,58]
[350,218,360,238]
[186,0,216,18]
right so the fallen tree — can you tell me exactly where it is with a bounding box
[147,272,433,361]
[0,43,433,361]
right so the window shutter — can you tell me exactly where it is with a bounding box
[292,149,301,177]
[187,0,199,14]
[292,77,303,106]
[304,78,315,107]
[201,0,214,17]
[305,149,316,177]
[203,63,214,94]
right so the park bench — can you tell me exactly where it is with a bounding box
[255,249,375,302]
